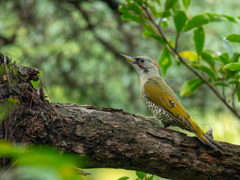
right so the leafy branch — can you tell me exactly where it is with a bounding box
[119,0,240,119]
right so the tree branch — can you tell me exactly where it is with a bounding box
[0,56,240,180]
[3,103,240,180]
[67,0,121,57]
[232,84,237,111]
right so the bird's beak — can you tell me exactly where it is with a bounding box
[120,54,136,63]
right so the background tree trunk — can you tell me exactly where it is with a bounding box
[0,56,240,180]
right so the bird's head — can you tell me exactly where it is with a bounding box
[121,54,159,77]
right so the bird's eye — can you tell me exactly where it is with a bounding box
[140,59,144,63]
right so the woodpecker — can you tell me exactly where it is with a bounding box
[121,54,223,152]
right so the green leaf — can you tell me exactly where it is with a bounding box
[174,11,187,33]
[231,53,240,62]
[121,13,145,25]
[180,51,198,61]
[150,0,161,6]
[214,82,229,87]
[205,13,237,23]
[193,65,217,79]
[119,4,128,13]
[237,87,240,102]
[147,175,154,180]
[133,0,144,3]
[203,49,217,56]
[184,14,210,32]
[201,51,215,70]
[218,53,230,65]
[16,166,64,180]
[182,0,191,10]
[226,34,240,44]
[0,141,26,157]
[136,171,146,179]
[172,1,181,12]
[165,0,178,10]
[229,79,240,84]
[222,15,238,24]
[180,78,204,96]
[162,20,168,29]
[205,13,225,22]
[17,147,75,167]
[222,63,240,71]
[31,71,42,89]
[169,40,175,47]
[162,10,172,17]
[118,177,130,180]
[130,3,142,15]
[143,25,165,45]
[158,47,172,77]
[79,176,85,180]
[17,146,79,180]
[193,27,205,55]
[119,3,142,14]
[223,40,233,57]
[226,71,236,80]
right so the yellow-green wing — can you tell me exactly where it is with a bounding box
[144,77,224,152]
[144,77,191,128]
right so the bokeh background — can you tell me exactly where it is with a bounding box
[1,0,240,179]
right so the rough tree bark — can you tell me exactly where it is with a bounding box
[0,55,240,180]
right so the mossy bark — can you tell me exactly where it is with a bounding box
[0,55,240,180]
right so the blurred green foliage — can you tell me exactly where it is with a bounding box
[0,141,83,180]
[226,33,240,44]
[0,0,239,117]
[119,0,240,121]
[1,0,240,180]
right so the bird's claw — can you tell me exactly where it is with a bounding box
[136,113,156,120]
[135,114,159,125]
[206,127,213,139]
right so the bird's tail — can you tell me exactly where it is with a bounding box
[189,119,224,153]
[195,132,223,153]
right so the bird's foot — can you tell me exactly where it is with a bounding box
[203,128,224,154]
[206,127,213,139]
[136,114,159,125]
[136,113,156,120]
[205,127,224,150]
